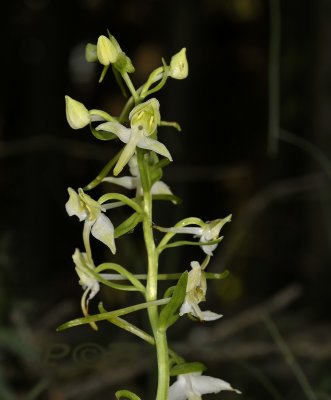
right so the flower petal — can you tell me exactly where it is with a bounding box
[114,131,141,176]
[191,374,241,395]
[137,136,172,161]
[201,243,218,256]
[96,121,131,143]
[65,187,87,221]
[103,176,138,190]
[91,214,116,254]
[168,378,188,400]
[151,180,173,195]
[200,310,223,321]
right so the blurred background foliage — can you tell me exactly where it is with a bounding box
[1,0,331,399]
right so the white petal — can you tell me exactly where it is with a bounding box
[201,243,218,256]
[168,379,187,400]
[200,310,223,321]
[137,136,173,161]
[191,375,241,395]
[103,176,138,190]
[96,121,131,143]
[91,214,116,254]
[114,132,141,176]
[179,300,194,316]
[151,181,173,195]
[65,188,87,221]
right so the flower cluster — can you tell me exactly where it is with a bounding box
[62,31,240,400]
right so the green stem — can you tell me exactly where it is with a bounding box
[137,149,169,400]
[122,72,139,104]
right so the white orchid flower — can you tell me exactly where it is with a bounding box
[180,261,222,321]
[162,215,232,256]
[168,372,241,399]
[96,98,172,176]
[65,187,116,255]
[72,248,100,323]
[102,155,173,197]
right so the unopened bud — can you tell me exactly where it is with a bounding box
[169,48,188,79]
[65,96,90,130]
[85,43,97,62]
[97,35,118,65]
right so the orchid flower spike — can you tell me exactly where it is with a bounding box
[180,261,222,321]
[168,372,241,400]
[65,187,116,255]
[72,248,100,322]
[102,155,173,197]
[96,98,172,176]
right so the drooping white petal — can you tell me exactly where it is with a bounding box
[168,378,188,400]
[137,135,173,161]
[200,310,223,321]
[113,130,141,176]
[190,374,241,395]
[91,213,116,254]
[65,187,87,221]
[201,243,218,256]
[151,180,173,195]
[128,154,139,177]
[96,121,131,143]
[103,176,138,190]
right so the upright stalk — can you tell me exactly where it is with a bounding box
[137,149,169,400]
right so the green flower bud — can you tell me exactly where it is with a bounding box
[85,43,97,62]
[65,95,90,130]
[97,35,118,65]
[129,98,161,136]
[169,48,188,79]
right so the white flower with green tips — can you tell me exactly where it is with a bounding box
[96,98,172,176]
[65,187,116,254]
[72,248,100,317]
[168,372,241,400]
[103,155,173,197]
[180,261,222,321]
[163,215,232,256]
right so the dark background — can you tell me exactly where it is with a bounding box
[1,0,331,399]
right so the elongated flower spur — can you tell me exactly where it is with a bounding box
[65,187,116,255]
[102,154,173,197]
[180,261,222,321]
[168,372,241,399]
[96,98,172,176]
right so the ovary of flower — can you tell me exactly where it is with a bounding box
[179,261,222,321]
[65,187,116,255]
[102,155,173,197]
[168,372,241,400]
[96,98,172,176]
